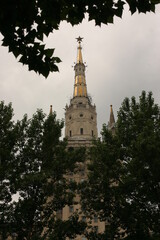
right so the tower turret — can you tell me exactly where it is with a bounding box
[108,105,116,134]
[49,105,53,115]
[109,105,115,126]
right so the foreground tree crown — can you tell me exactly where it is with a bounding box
[1,91,160,239]
[80,91,160,239]
[0,0,160,77]
[0,102,86,239]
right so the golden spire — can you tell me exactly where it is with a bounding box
[49,105,53,115]
[73,37,88,98]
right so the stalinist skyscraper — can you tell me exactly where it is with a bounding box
[65,37,98,147]
[63,38,105,239]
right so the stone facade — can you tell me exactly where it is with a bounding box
[65,96,98,142]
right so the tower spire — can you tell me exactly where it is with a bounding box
[65,37,98,142]
[76,36,83,64]
[73,37,87,98]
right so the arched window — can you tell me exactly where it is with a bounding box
[80,128,83,135]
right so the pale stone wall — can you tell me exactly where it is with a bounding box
[65,96,98,141]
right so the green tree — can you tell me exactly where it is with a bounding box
[0,101,20,238]
[81,91,160,239]
[116,91,160,239]
[80,128,124,239]
[0,0,160,77]
[0,103,86,239]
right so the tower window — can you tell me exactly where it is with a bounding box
[82,216,86,222]
[91,115,93,120]
[69,130,72,137]
[56,209,62,219]
[80,113,83,117]
[93,226,98,233]
[94,216,98,223]
[69,206,74,213]
[80,128,83,135]
[68,147,74,152]
[92,130,94,136]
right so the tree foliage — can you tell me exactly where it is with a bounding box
[0,0,160,77]
[0,101,19,239]
[0,101,86,239]
[1,92,160,239]
[80,128,125,239]
[116,91,160,239]
[81,91,160,239]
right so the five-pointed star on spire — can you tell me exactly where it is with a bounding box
[76,36,83,43]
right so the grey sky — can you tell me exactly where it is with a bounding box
[0,6,160,136]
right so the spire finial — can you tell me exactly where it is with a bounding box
[49,105,53,115]
[76,36,83,43]
[76,36,83,64]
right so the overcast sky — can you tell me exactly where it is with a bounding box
[0,6,160,137]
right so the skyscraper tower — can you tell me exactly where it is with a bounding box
[62,38,105,239]
[65,37,98,147]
